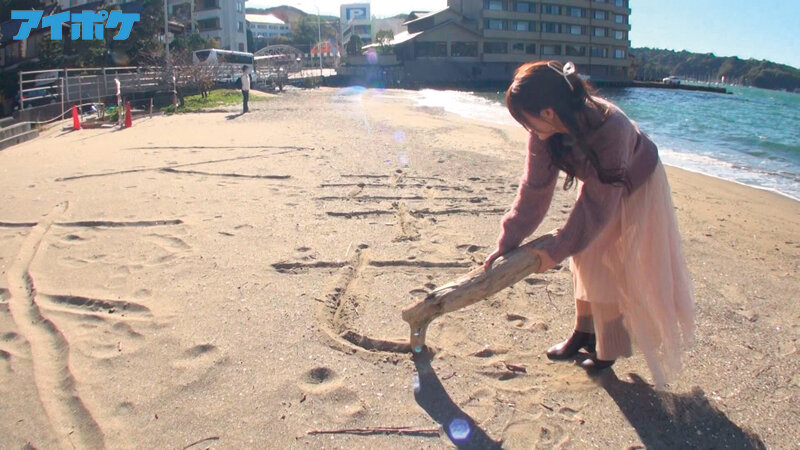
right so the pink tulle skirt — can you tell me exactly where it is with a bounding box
[570,161,696,388]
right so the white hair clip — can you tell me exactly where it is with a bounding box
[547,61,576,91]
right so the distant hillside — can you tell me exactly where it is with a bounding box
[631,47,800,92]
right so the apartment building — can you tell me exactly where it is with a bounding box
[169,0,247,52]
[247,14,291,40]
[391,0,631,82]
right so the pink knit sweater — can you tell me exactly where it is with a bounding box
[496,99,659,264]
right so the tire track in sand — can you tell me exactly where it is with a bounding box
[6,202,104,449]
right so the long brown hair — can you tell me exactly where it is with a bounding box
[506,60,627,190]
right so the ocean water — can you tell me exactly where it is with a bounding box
[410,86,800,201]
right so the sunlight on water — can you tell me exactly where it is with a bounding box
[409,87,800,200]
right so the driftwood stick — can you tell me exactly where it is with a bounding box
[307,427,440,437]
[401,234,554,353]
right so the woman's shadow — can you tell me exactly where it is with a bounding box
[413,350,503,449]
[413,350,765,449]
[598,371,766,449]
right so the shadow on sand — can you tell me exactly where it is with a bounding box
[413,350,502,449]
[412,351,765,449]
[598,371,766,449]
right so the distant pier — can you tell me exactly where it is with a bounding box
[597,80,730,94]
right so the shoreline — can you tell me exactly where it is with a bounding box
[389,86,799,202]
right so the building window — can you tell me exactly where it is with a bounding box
[238,21,244,33]
[513,20,534,32]
[542,22,562,33]
[198,0,219,10]
[594,27,607,37]
[484,41,509,54]
[483,0,507,11]
[451,41,478,57]
[239,43,245,51]
[593,10,608,20]
[515,1,533,12]
[512,42,525,53]
[615,14,626,24]
[541,44,561,56]
[526,43,536,54]
[236,1,243,12]
[614,48,626,59]
[567,7,586,17]
[485,19,507,30]
[541,4,562,15]
[197,17,220,31]
[415,41,448,57]
[590,47,608,58]
[614,30,626,39]
[566,45,586,56]
[615,0,626,6]
[566,24,584,35]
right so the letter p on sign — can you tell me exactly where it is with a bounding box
[347,7,366,20]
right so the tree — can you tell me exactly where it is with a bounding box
[375,29,394,45]
[374,29,394,55]
[114,0,165,66]
[291,15,337,51]
[345,35,363,56]
[0,0,44,22]
[170,33,216,102]
[37,31,64,68]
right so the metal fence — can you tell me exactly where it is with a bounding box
[18,66,170,114]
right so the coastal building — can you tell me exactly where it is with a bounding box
[169,0,247,52]
[255,5,307,27]
[366,0,632,84]
[246,14,292,40]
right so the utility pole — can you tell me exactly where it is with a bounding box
[317,6,322,79]
[164,0,177,107]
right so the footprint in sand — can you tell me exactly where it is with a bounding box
[506,313,549,332]
[503,420,571,449]
[297,367,365,421]
[457,244,484,253]
[0,331,30,366]
[297,367,342,394]
[171,344,227,387]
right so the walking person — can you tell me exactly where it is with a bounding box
[484,61,695,389]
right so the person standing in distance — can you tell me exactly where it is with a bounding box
[236,65,252,113]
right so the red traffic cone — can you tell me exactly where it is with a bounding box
[124,101,133,128]
[72,105,80,130]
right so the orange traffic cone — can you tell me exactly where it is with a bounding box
[72,105,80,130]
[124,101,132,128]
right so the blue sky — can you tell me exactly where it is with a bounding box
[245,0,800,68]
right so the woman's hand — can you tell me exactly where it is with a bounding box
[484,246,511,270]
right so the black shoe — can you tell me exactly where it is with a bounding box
[580,356,615,374]
[546,330,596,360]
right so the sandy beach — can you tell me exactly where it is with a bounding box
[0,87,797,449]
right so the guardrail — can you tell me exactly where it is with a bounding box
[18,66,170,113]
